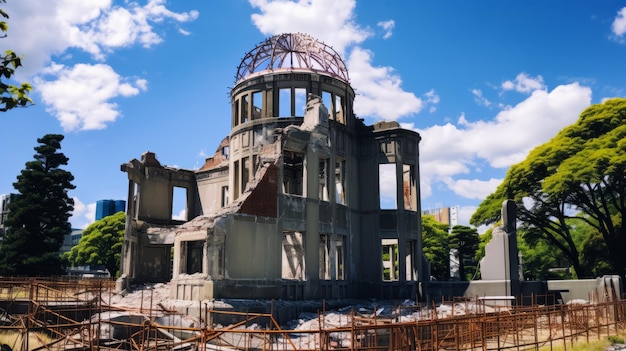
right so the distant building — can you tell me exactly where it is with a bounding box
[61,200,125,256]
[423,206,458,228]
[66,265,110,278]
[60,228,84,254]
[423,206,463,279]
[0,193,17,247]
[96,199,126,220]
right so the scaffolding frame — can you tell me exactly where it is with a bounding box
[1,278,625,350]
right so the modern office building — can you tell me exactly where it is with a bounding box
[117,33,428,301]
[95,199,126,220]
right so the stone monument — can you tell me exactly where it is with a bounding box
[479,200,521,296]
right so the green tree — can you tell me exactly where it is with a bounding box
[0,134,75,276]
[449,225,480,280]
[471,98,626,278]
[421,215,450,280]
[63,211,125,277]
[580,229,613,277]
[475,227,493,263]
[473,227,493,280]
[518,227,572,280]
[1,0,33,112]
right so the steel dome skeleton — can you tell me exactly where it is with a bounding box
[235,33,350,84]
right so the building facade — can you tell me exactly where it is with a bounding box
[117,33,428,300]
[95,199,126,220]
[0,193,16,247]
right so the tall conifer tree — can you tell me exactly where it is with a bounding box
[449,225,480,281]
[0,134,75,276]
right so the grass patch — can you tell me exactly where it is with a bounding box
[538,334,626,351]
[608,335,625,344]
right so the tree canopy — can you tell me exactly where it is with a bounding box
[421,215,450,280]
[449,225,480,280]
[471,98,626,278]
[63,211,125,277]
[0,0,32,112]
[0,134,75,276]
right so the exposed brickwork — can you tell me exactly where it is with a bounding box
[238,164,278,217]
[199,137,230,171]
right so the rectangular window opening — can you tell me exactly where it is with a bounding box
[322,91,332,119]
[382,238,399,281]
[295,88,307,116]
[403,164,417,211]
[379,164,397,209]
[406,241,416,281]
[185,240,204,275]
[319,234,329,280]
[282,231,305,280]
[319,158,328,201]
[283,152,304,196]
[131,182,139,218]
[241,95,249,123]
[233,99,240,127]
[279,88,292,117]
[172,186,188,221]
[319,234,345,281]
[335,159,346,205]
[242,157,250,193]
[252,91,263,119]
[221,186,229,207]
[335,95,345,124]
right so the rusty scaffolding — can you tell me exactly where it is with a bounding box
[1,278,625,350]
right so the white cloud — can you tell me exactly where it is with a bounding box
[472,89,491,107]
[249,0,370,56]
[423,89,440,113]
[468,83,591,167]
[173,208,187,221]
[501,73,546,94]
[85,1,198,56]
[612,7,626,38]
[135,79,149,91]
[71,197,96,229]
[445,178,503,200]
[3,0,198,130]
[36,63,144,131]
[349,47,423,120]
[377,20,395,39]
[457,205,480,228]
[405,81,592,202]
[5,0,197,74]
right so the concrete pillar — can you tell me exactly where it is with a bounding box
[395,141,407,283]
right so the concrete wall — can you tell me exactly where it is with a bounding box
[223,215,279,279]
[196,169,229,215]
[421,276,623,306]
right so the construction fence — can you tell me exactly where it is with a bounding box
[0,278,625,350]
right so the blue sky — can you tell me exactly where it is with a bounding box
[1,0,626,229]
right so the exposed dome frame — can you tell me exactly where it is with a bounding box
[235,33,349,84]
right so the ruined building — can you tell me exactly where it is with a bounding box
[117,33,428,300]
